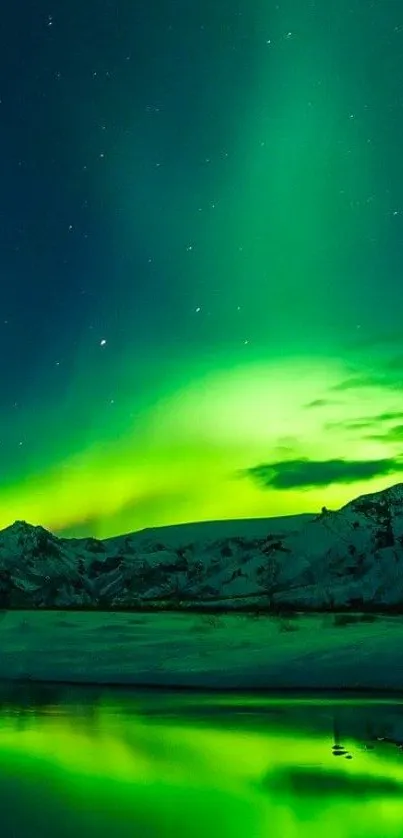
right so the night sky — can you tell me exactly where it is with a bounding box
[1,0,403,538]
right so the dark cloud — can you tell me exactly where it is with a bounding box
[325,419,374,432]
[377,411,403,422]
[309,362,403,401]
[305,398,334,408]
[325,412,403,433]
[243,457,403,490]
[330,375,390,392]
[367,423,403,443]
[335,372,403,391]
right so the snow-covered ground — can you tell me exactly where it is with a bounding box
[1,609,403,691]
[113,512,315,548]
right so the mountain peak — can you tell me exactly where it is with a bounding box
[343,482,403,512]
[0,520,54,546]
[12,520,35,530]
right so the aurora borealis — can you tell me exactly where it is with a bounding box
[2,690,403,838]
[1,0,403,538]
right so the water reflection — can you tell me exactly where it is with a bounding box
[0,684,403,837]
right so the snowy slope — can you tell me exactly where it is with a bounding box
[2,483,403,610]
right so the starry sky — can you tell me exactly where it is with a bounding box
[1,0,403,539]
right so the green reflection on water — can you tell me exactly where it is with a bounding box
[0,686,403,837]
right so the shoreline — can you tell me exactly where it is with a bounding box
[0,609,402,691]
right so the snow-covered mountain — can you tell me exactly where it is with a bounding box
[3,483,403,611]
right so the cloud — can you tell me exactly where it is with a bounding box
[330,375,389,392]
[331,370,403,392]
[367,423,403,443]
[325,419,374,432]
[305,398,335,408]
[377,411,403,422]
[243,457,403,490]
[325,412,403,435]
[306,363,403,409]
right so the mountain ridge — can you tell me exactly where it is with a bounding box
[2,482,403,611]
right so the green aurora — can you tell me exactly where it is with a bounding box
[1,693,403,838]
[1,0,403,538]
